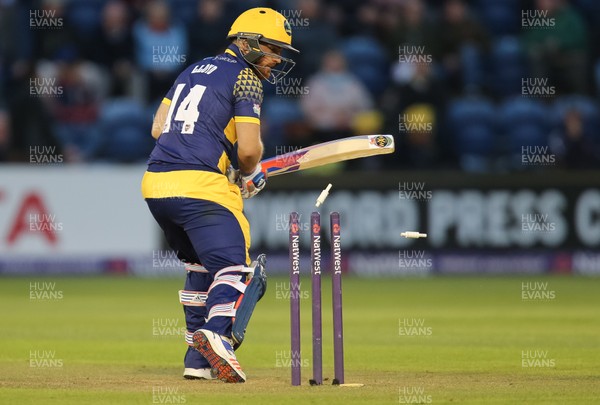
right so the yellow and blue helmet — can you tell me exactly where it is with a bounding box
[227,7,299,83]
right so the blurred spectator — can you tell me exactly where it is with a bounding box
[0,0,599,172]
[399,103,437,169]
[383,0,437,63]
[301,50,373,142]
[353,2,382,39]
[65,0,106,42]
[435,0,489,95]
[133,0,188,103]
[187,0,229,62]
[522,0,589,95]
[341,36,389,98]
[31,0,79,61]
[0,109,9,161]
[384,62,449,168]
[488,36,528,99]
[6,61,61,162]
[499,97,551,171]
[390,61,447,111]
[550,109,599,169]
[1,0,33,96]
[333,0,386,40]
[446,96,496,172]
[91,0,136,98]
[96,98,153,162]
[596,60,600,98]
[44,57,104,162]
[289,0,338,78]
[473,0,521,37]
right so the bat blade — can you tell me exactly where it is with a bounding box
[262,135,395,176]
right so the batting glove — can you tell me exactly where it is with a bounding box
[240,164,267,199]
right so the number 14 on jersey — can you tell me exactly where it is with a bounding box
[162,83,207,135]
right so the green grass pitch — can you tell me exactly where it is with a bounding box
[1,276,599,404]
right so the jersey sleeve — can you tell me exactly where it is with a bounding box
[162,84,176,105]
[233,68,263,125]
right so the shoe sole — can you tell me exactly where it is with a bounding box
[183,375,206,380]
[183,367,213,380]
[193,331,245,383]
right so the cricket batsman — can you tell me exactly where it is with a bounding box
[141,8,298,383]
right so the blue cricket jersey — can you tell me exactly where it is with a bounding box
[147,44,263,175]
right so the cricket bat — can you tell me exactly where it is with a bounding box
[261,134,395,176]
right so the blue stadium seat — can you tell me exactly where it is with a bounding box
[341,36,388,97]
[553,95,599,122]
[596,60,600,98]
[489,36,527,98]
[66,0,107,37]
[474,0,520,36]
[98,99,153,162]
[261,99,304,152]
[167,0,198,26]
[552,95,600,144]
[499,98,550,167]
[573,0,600,25]
[447,97,496,172]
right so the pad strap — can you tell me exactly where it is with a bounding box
[185,263,208,273]
[213,264,255,278]
[185,330,194,346]
[208,265,255,294]
[207,301,237,320]
[179,290,208,306]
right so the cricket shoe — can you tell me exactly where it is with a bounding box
[183,367,213,380]
[193,329,246,383]
[183,346,214,380]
